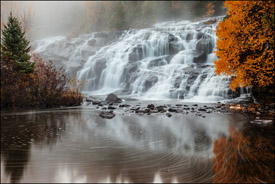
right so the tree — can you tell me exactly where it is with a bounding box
[206,2,215,17]
[1,12,34,73]
[214,1,274,90]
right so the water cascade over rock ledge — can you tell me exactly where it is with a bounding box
[32,16,251,102]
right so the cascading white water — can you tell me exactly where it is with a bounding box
[33,16,250,102]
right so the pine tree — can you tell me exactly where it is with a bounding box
[1,12,34,73]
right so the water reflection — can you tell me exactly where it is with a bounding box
[1,109,267,183]
[1,112,67,183]
[213,124,275,183]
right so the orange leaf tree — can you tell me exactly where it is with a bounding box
[214,1,274,90]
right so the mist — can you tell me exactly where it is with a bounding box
[1,1,83,41]
[1,1,226,41]
[31,1,83,40]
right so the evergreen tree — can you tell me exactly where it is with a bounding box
[1,12,34,73]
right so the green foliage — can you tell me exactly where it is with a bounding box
[1,12,34,73]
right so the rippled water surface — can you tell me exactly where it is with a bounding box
[1,108,274,183]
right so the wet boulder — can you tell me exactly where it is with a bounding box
[193,52,207,63]
[147,58,167,68]
[144,76,158,91]
[119,104,131,108]
[144,108,151,113]
[86,97,95,103]
[205,19,217,25]
[186,33,193,41]
[94,58,107,77]
[169,42,182,55]
[195,36,214,54]
[198,108,206,111]
[168,108,177,112]
[196,32,204,40]
[105,93,122,103]
[156,106,166,112]
[87,38,96,46]
[128,46,143,62]
[168,34,177,42]
[147,104,155,110]
[99,111,116,119]
[108,106,116,110]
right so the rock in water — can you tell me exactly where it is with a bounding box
[147,104,155,110]
[99,111,116,119]
[105,93,122,103]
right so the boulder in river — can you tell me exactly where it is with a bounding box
[156,106,166,112]
[108,106,116,110]
[99,111,116,119]
[119,104,131,108]
[168,108,177,112]
[147,104,155,110]
[105,93,122,103]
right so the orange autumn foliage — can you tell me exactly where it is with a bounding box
[214,1,275,90]
[213,126,274,183]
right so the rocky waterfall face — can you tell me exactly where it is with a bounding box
[32,16,249,102]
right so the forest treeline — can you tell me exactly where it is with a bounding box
[68,1,226,37]
[1,14,83,109]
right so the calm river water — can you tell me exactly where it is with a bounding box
[1,107,274,183]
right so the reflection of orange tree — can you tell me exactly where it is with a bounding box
[213,126,274,183]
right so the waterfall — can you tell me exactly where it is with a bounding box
[32,16,250,102]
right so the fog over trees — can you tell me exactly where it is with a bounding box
[1,1,226,41]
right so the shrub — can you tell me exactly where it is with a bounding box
[0,54,84,109]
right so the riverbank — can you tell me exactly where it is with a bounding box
[82,93,274,128]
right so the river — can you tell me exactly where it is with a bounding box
[1,103,274,183]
